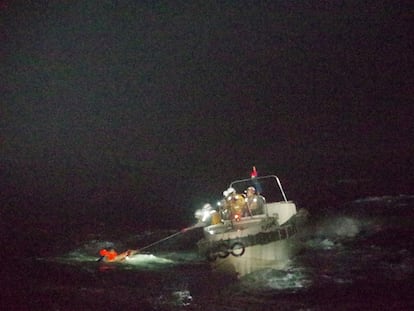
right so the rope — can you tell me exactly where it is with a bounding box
[137,224,201,252]
[138,231,183,252]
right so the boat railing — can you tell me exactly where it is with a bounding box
[230,175,289,203]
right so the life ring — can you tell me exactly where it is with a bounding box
[206,250,217,261]
[230,242,245,257]
[216,243,230,258]
[206,243,230,261]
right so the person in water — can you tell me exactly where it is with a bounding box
[98,248,137,262]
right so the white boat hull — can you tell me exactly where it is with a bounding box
[212,237,301,277]
[197,212,307,277]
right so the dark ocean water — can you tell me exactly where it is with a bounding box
[2,193,414,310]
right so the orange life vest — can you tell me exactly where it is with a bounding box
[99,249,118,261]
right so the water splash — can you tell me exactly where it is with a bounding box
[240,261,312,291]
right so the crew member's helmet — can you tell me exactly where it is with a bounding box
[223,187,236,197]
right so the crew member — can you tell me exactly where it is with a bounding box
[222,187,245,220]
[245,186,265,215]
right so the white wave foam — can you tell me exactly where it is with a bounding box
[352,194,414,205]
[240,262,312,290]
[124,253,174,265]
[314,216,361,239]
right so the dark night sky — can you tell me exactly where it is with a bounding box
[1,1,413,228]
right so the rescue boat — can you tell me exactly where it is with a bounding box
[195,172,308,277]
